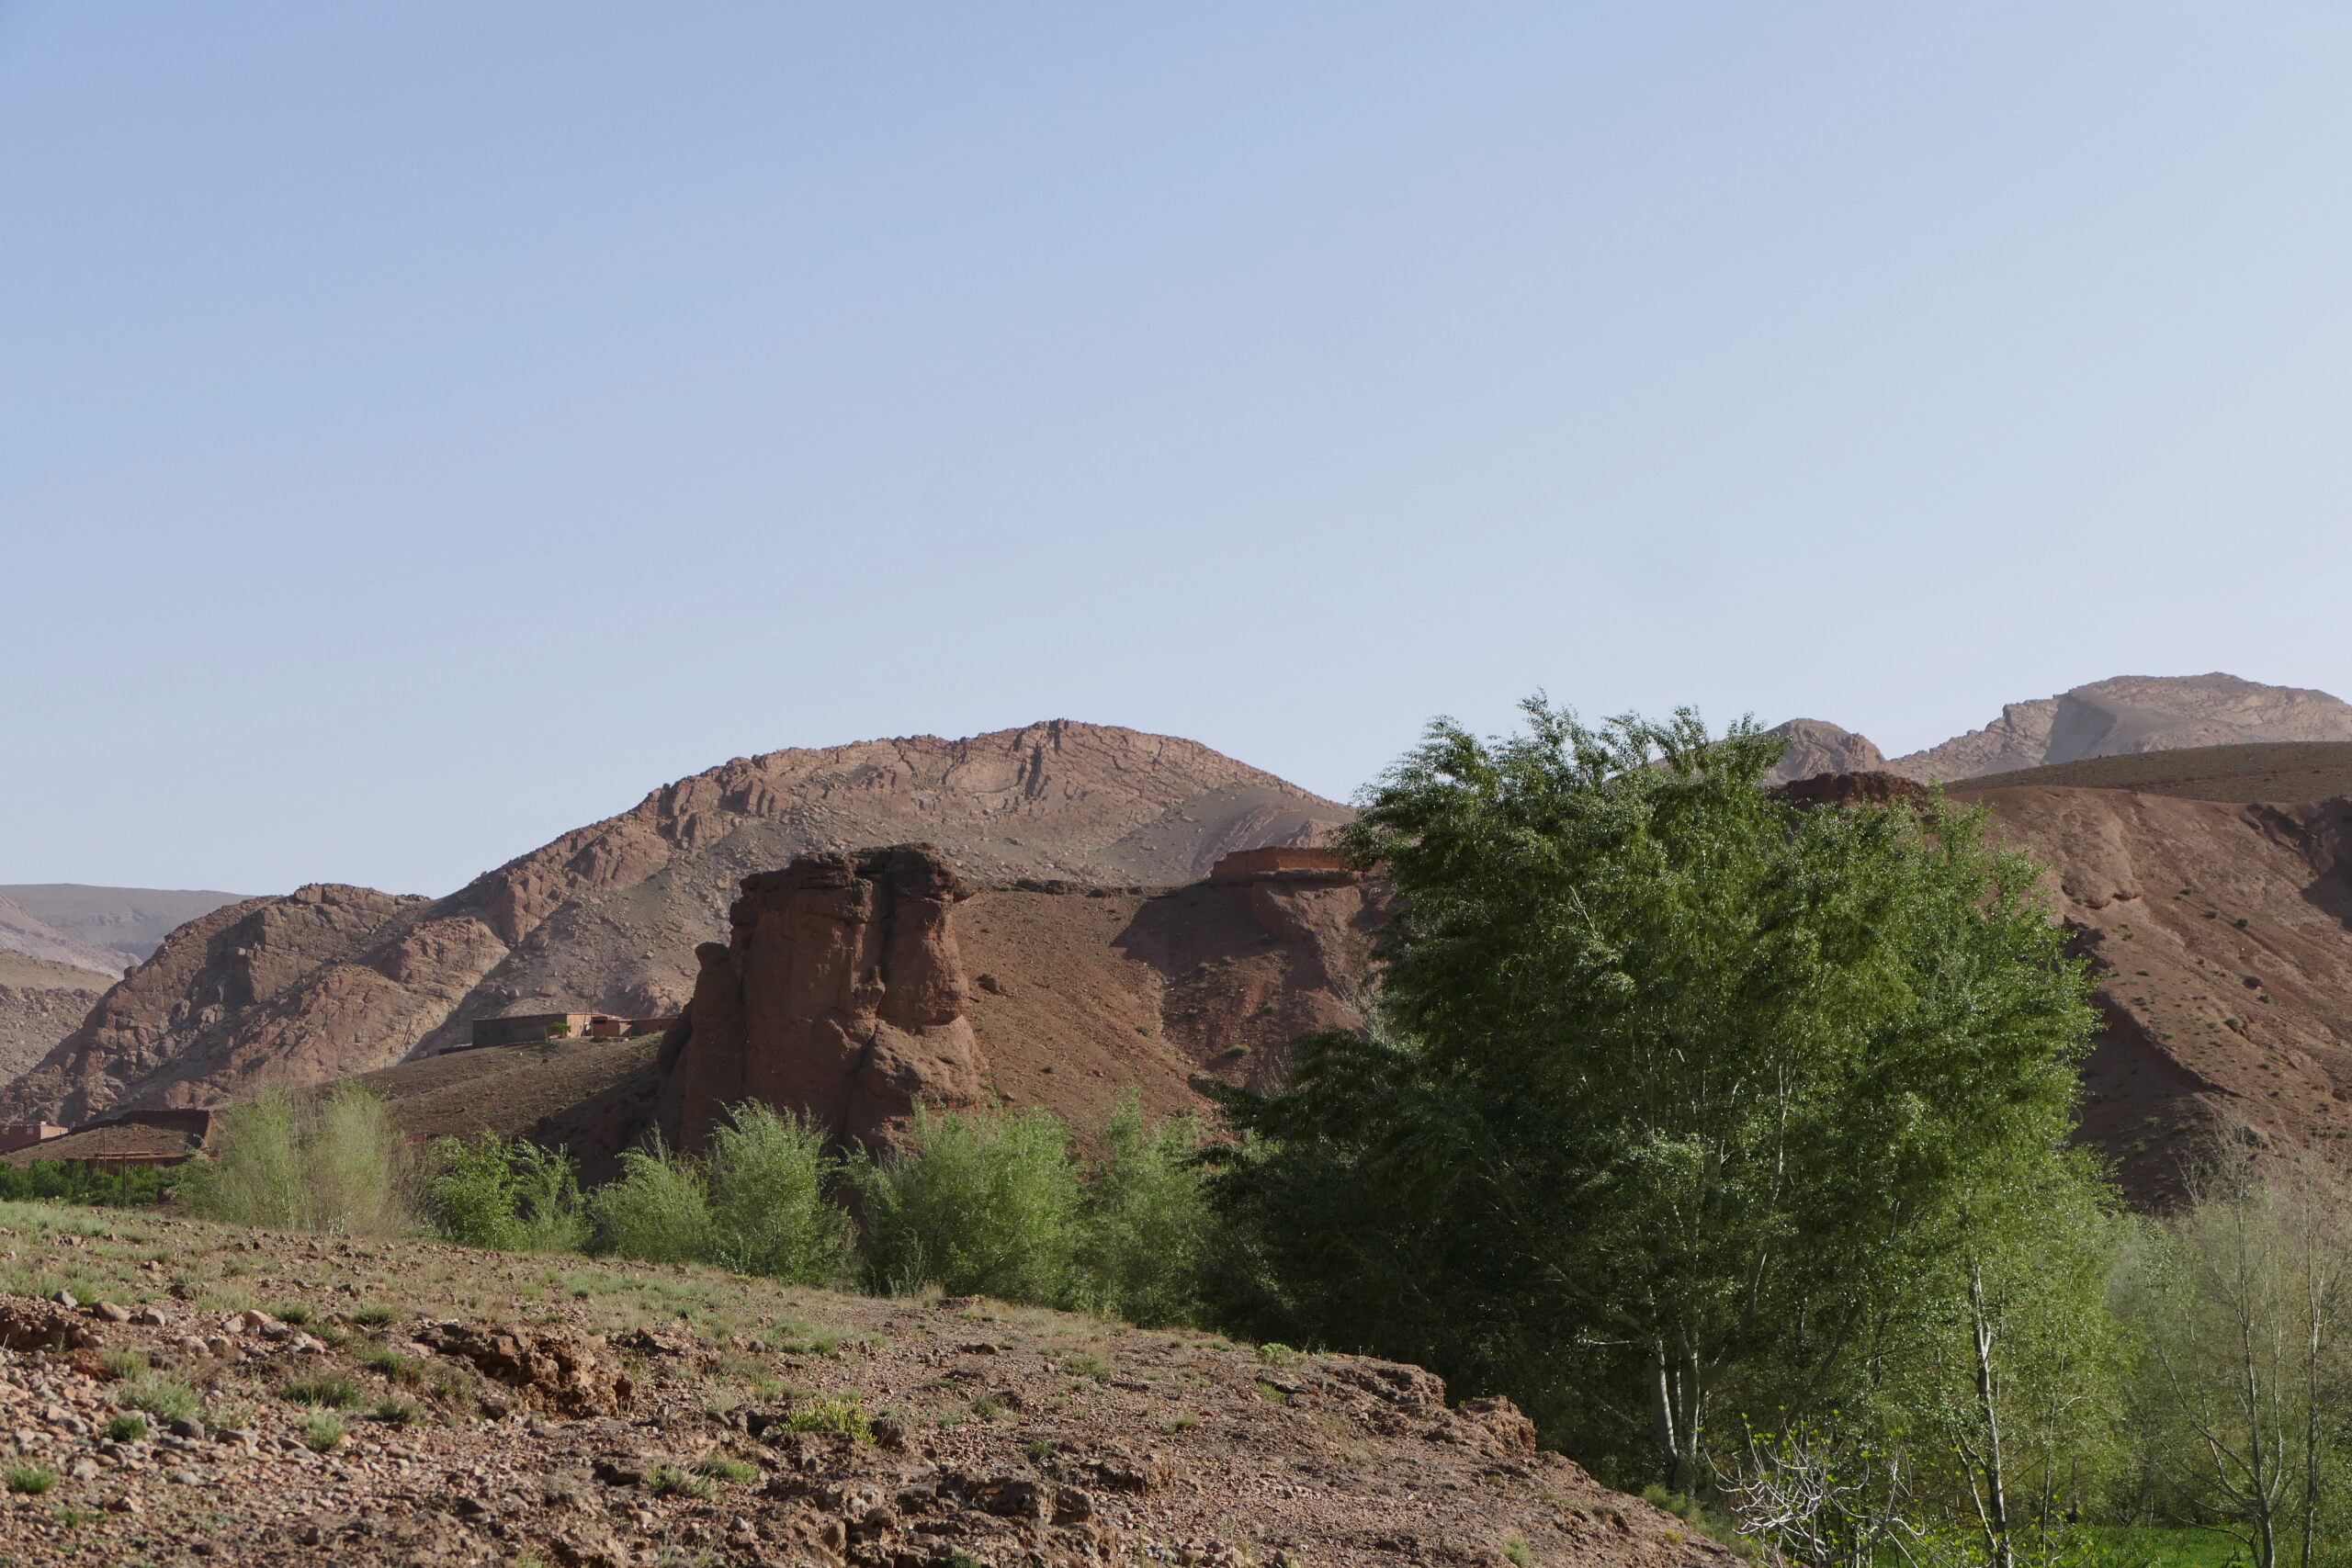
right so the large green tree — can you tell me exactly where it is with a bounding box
[1207,701,2104,1490]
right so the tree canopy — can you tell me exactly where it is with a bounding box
[1207,701,2105,1489]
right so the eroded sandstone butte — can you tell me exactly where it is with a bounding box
[0,722,1350,1123]
[516,843,1380,1173]
[660,845,987,1153]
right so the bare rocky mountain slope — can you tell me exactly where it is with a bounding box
[0,723,1351,1124]
[1938,750,2352,1201]
[1775,673,2352,785]
[0,952,110,1087]
[0,885,249,970]
[0,895,123,979]
[1760,718,1888,784]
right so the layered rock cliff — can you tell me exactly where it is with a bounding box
[0,723,1351,1122]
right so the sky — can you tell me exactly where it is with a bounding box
[6,3,2352,897]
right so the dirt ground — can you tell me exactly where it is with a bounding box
[0,1202,1724,1568]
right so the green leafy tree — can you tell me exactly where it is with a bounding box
[1208,701,2102,1491]
[424,1134,589,1252]
[703,1102,852,1285]
[848,1103,1084,1303]
[1075,1092,1213,1326]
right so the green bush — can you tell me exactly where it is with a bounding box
[848,1103,1083,1304]
[5,1463,53,1495]
[583,1104,850,1283]
[585,1133,714,1264]
[105,1413,147,1443]
[424,1133,589,1252]
[703,1103,851,1285]
[119,1375,198,1423]
[300,1413,345,1451]
[1074,1093,1211,1326]
[177,1085,409,1235]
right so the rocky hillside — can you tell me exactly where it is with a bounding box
[0,895,124,979]
[0,723,1351,1124]
[1761,718,1888,784]
[0,1208,1721,1568]
[1949,761,2352,1201]
[1895,673,2352,782]
[0,885,249,970]
[1763,674,2352,788]
[0,953,109,1086]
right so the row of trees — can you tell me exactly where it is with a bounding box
[163,700,2352,1566]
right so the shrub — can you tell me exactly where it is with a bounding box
[99,1350,149,1380]
[648,1464,712,1499]
[5,1463,54,1495]
[177,1085,410,1235]
[849,1104,1083,1304]
[586,1134,714,1264]
[358,1347,425,1385]
[373,1398,421,1426]
[693,1452,759,1483]
[271,1303,312,1326]
[424,1134,589,1253]
[1075,1093,1212,1326]
[119,1375,198,1423]
[300,1413,345,1451]
[282,1377,363,1410]
[105,1413,147,1443]
[782,1396,871,1438]
[350,1304,398,1328]
[704,1103,851,1284]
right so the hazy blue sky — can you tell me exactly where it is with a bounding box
[7,4,2351,897]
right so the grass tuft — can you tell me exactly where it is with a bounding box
[299,1412,345,1451]
[282,1377,363,1410]
[119,1374,198,1423]
[5,1464,55,1495]
[693,1452,759,1484]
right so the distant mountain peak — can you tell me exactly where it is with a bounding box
[1890,673,2352,783]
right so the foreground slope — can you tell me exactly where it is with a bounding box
[0,1205,1721,1568]
[0,723,1350,1123]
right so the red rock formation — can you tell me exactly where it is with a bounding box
[1773,771,1931,808]
[662,846,988,1152]
[1762,719,1892,786]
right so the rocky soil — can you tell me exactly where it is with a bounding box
[0,1203,1720,1568]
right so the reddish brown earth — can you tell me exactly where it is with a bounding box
[0,1208,1725,1568]
[1948,777,2352,1202]
[0,723,1350,1126]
